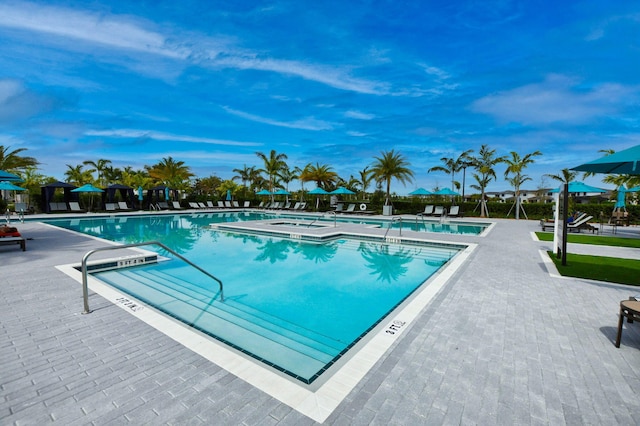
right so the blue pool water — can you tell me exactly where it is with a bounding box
[46,213,463,383]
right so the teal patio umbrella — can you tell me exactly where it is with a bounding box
[549,181,608,193]
[308,187,329,209]
[0,170,22,182]
[409,187,432,196]
[0,181,25,191]
[571,144,640,175]
[71,184,104,212]
[433,188,460,196]
[256,189,271,195]
[330,187,355,195]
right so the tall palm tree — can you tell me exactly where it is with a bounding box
[503,150,542,219]
[299,162,338,189]
[545,168,578,185]
[256,150,288,199]
[470,144,505,217]
[0,145,39,172]
[359,166,374,199]
[64,164,93,186]
[146,157,194,192]
[370,149,414,206]
[83,159,112,187]
[427,149,474,193]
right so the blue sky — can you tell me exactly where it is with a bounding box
[0,0,639,193]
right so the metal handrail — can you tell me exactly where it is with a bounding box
[81,240,224,314]
[326,211,337,227]
[383,216,403,239]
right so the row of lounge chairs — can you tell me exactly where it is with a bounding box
[333,203,374,214]
[258,201,307,211]
[417,205,460,217]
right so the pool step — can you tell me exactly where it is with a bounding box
[94,267,342,381]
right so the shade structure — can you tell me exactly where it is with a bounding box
[273,189,290,195]
[307,187,329,195]
[433,188,460,196]
[627,185,640,192]
[256,189,272,195]
[330,186,355,195]
[549,181,608,193]
[409,187,432,196]
[0,181,26,191]
[571,144,640,175]
[226,189,232,200]
[0,170,22,182]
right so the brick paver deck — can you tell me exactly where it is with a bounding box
[2,215,639,424]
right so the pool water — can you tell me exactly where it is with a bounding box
[46,213,462,383]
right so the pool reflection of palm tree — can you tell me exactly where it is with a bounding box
[254,238,293,263]
[358,242,415,283]
[293,241,338,264]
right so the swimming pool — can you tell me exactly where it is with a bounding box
[46,213,465,384]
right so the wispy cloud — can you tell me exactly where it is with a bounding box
[221,106,336,131]
[85,129,262,146]
[344,110,376,120]
[0,79,59,124]
[471,74,634,125]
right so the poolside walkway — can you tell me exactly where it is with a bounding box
[2,214,640,424]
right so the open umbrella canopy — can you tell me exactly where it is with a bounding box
[71,183,104,193]
[409,187,432,196]
[307,187,329,195]
[256,189,272,195]
[0,181,26,191]
[549,181,608,193]
[0,170,22,182]
[273,189,290,195]
[330,186,355,195]
[433,188,460,196]
[627,185,640,192]
[571,144,640,175]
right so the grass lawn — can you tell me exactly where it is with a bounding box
[548,251,640,286]
[536,232,640,249]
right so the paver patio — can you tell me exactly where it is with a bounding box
[1,213,639,424]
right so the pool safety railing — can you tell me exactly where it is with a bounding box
[383,216,403,239]
[81,240,224,314]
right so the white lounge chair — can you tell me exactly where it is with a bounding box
[432,206,445,216]
[568,215,596,233]
[118,202,131,210]
[243,201,250,208]
[448,205,460,217]
[417,205,434,216]
[69,202,85,212]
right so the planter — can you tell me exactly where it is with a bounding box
[383,205,393,216]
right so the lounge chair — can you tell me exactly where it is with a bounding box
[448,205,460,217]
[298,202,307,211]
[188,202,199,209]
[105,203,117,211]
[172,201,184,209]
[206,201,215,208]
[232,201,240,208]
[49,202,68,212]
[217,201,225,208]
[417,205,434,216]
[243,201,250,208]
[224,201,232,208]
[567,215,596,233]
[157,202,170,210]
[343,203,356,213]
[69,202,85,212]
[432,206,445,216]
[282,202,292,210]
[198,202,207,209]
[257,201,265,208]
[118,202,132,210]
[0,225,25,251]
[334,203,344,212]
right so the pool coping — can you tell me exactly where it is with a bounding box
[53,220,476,423]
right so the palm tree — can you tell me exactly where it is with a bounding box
[545,168,578,185]
[359,166,374,199]
[427,149,474,193]
[0,145,39,172]
[83,159,112,187]
[299,162,338,189]
[470,145,505,217]
[232,164,254,195]
[370,149,414,207]
[64,164,93,186]
[146,157,194,196]
[256,150,288,199]
[503,150,542,219]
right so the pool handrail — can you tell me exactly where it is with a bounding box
[383,216,403,239]
[81,240,224,314]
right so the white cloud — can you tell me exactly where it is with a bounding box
[85,129,262,146]
[471,74,634,125]
[345,110,375,120]
[222,106,336,131]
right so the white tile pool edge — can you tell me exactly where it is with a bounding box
[56,242,476,423]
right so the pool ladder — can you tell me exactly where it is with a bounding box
[81,240,224,314]
[383,216,403,241]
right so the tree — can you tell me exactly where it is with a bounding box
[470,145,505,217]
[256,150,288,199]
[370,149,414,206]
[0,145,39,172]
[64,164,93,186]
[545,168,577,185]
[299,162,338,189]
[359,166,374,199]
[503,150,542,219]
[145,157,194,191]
[232,164,256,197]
[83,159,112,187]
[427,150,473,193]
